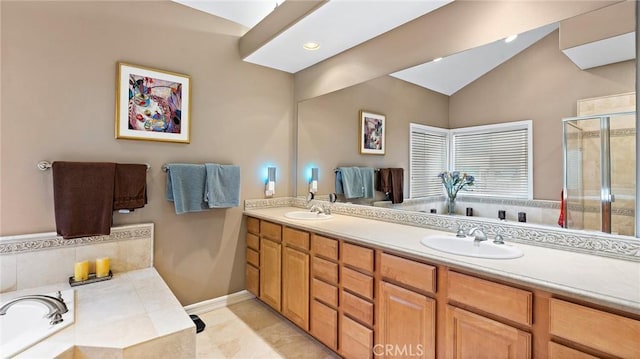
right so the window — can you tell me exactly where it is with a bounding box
[409,124,449,198]
[409,120,532,199]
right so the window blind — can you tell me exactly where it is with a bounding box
[410,124,448,198]
[452,123,531,199]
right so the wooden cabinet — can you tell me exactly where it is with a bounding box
[445,271,532,359]
[282,228,310,330]
[260,237,281,311]
[446,305,531,359]
[341,314,373,359]
[310,234,340,352]
[549,298,640,358]
[245,217,260,296]
[378,281,436,359]
[245,215,638,359]
[341,242,375,359]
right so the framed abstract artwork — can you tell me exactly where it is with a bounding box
[359,110,385,155]
[115,62,191,143]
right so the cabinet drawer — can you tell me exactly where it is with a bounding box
[284,227,310,251]
[246,217,260,235]
[342,290,373,327]
[380,252,436,295]
[313,278,338,307]
[311,300,337,351]
[447,271,532,326]
[342,266,374,300]
[311,234,338,260]
[549,298,640,358]
[261,220,282,242]
[246,233,259,251]
[342,242,374,273]
[246,248,259,267]
[548,342,599,359]
[312,256,338,284]
[341,315,373,359]
[245,264,259,296]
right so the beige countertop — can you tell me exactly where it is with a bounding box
[245,206,640,315]
[5,268,195,358]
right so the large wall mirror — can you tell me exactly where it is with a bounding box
[296,1,637,238]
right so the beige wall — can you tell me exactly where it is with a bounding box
[1,1,294,305]
[449,30,635,200]
[297,76,449,198]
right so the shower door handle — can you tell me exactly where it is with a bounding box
[610,194,615,203]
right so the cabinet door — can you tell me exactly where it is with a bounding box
[282,246,310,330]
[246,264,259,296]
[446,305,531,359]
[311,299,337,351]
[378,282,435,359]
[260,238,281,311]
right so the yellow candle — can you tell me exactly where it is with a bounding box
[96,257,110,278]
[74,260,89,281]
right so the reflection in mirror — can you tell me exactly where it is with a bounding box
[296,3,636,238]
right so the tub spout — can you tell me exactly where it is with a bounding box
[0,292,68,325]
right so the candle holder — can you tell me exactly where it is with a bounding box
[68,270,113,287]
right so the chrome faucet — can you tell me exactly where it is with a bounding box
[0,291,68,325]
[468,227,488,242]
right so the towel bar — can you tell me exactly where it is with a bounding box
[37,161,151,171]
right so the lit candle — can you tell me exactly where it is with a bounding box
[96,257,110,278]
[74,260,89,281]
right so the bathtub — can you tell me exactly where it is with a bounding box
[0,289,74,358]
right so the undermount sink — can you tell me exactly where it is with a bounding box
[420,234,523,259]
[284,211,333,220]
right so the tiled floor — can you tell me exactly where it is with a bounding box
[196,299,339,358]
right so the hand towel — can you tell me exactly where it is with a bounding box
[359,167,375,199]
[52,161,116,239]
[377,168,404,204]
[165,164,208,214]
[204,163,241,208]
[113,163,148,210]
[336,167,363,198]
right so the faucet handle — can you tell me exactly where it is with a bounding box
[456,227,466,238]
[55,291,65,303]
[493,234,505,244]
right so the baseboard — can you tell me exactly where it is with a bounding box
[184,290,255,315]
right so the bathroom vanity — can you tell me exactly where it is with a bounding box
[244,206,640,359]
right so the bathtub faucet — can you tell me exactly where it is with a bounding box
[0,291,68,325]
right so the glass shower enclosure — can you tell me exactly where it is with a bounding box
[562,111,636,236]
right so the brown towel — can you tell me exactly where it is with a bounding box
[377,168,404,204]
[113,163,147,210]
[52,162,116,239]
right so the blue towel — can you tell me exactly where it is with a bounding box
[360,167,375,199]
[166,164,208,214]
[204,164,241,208]
[335,167,374,199]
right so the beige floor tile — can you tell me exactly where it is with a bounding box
[196,299,339,359]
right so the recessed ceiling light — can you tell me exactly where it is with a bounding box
[504,34,518,43]
[303,42,320,51]
[433,57,443,62]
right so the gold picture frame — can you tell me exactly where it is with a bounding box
[359,110,385,155]
[115,62,191,143]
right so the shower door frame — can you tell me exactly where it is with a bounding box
[562,111,635,234]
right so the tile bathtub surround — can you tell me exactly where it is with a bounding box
[0,223,153,293]
[244,198,640,261]
[6,268,196,358]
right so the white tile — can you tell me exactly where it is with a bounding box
[0,255,17,293]
[16,248,75,290]
[75,242,118,274]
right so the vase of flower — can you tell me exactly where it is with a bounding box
[438,171,475,215]
[447,196,456,215]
